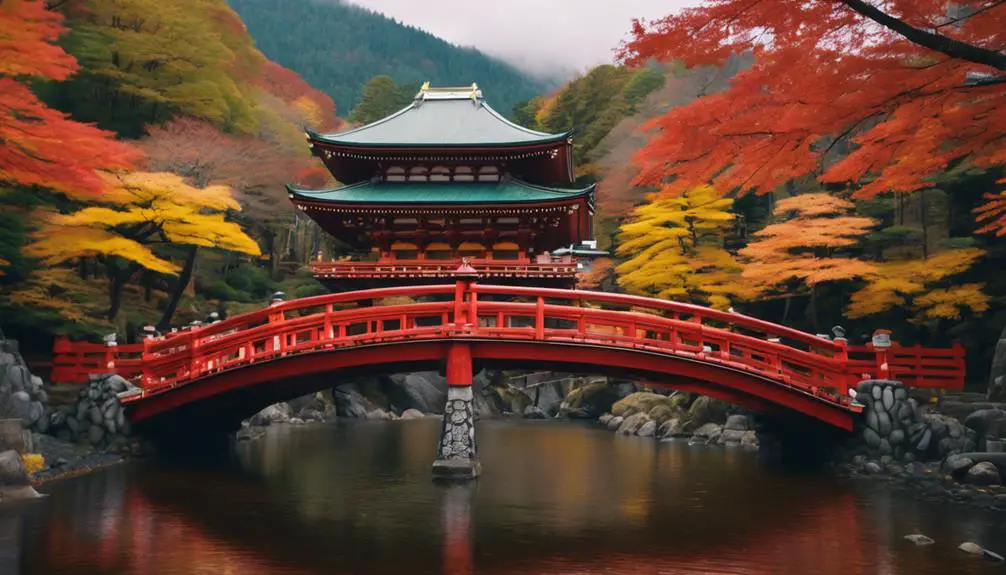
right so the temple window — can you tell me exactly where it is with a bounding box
[391,241,418,260]
[407,166,429,182]
[425,242,453,260]
[492,241,521,261]
[458,241,486,259]
[477,165,500,182]
[430,166,451,182]
[454,167,475,182]
[385,166,406,182]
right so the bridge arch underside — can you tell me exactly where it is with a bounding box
[129,340,856,436]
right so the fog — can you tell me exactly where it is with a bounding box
[344,0,695,78]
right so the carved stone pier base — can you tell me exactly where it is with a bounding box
[432,385,480,480]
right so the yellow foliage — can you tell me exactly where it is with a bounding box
[293,95,324,126]
[846,249,988,320]
[27,170,260,275]
[616,185,752,308]
[22,453,44,475]
[0,258,8,276]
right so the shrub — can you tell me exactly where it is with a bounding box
[22,453,45,475]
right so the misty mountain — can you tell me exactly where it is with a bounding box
[229,0,556,116]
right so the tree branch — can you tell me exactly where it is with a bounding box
[934,0,1006,29]
[840,0,1006,71]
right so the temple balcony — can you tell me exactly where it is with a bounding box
[311,256,579,283]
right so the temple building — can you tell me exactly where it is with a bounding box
[289,83,603,290]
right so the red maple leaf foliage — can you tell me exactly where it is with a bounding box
[619,1,1006,202]
[0,0,140,198]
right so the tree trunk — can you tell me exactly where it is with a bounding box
[143,271,153,302]
[809,284,819,333]
[107,263,137,320]
[782,294,792,324]
[158,245,198,331]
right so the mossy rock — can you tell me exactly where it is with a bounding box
[564,382,622,416]
[682,395,731,431]
[612,392,676,418]
[489,385,532,414]
[647,404,680,425]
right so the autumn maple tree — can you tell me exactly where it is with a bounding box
[0,0,139,197]
[26,172,260,322]
[740,194,878,327]
[616,185,750,309]
[619,1,1006,223]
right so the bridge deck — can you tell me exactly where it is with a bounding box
[51,283,965,419]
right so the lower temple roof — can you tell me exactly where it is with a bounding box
[288,179,595,206]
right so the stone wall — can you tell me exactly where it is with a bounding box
[854,379,976,462]
[0,339,50,435]
[46,374,141,453]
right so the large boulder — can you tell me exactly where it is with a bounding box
[563,381,627,418]
[333,385,376,418]
[0,450,30,486]
[400,408,425,420]
[523,405,547,420]
[387,372,447,414]
[637,420,657,437]
[964,461,1002,486]
[248,403,292,426]
[692,423,723,443]
[0,449,41,502]
[964,409,1006,439]
[724,414,751,432]
[682,396,730,432]
[616,412,650,435]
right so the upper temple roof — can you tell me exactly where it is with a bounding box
[307,83,572,148]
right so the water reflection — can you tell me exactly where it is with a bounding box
[11,420,1006,574]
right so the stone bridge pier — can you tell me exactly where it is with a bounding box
[432,343,480,480]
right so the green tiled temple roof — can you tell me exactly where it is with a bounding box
[288,179,595,205]
[308,84,571,148]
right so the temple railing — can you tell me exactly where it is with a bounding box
[50,282,966,408]
[311,258,579,280]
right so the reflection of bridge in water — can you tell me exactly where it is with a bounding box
[18,422,1001,575]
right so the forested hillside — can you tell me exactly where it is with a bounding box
[227,0,551,115]
[1,0,338,350]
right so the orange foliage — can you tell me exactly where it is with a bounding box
[741,194,878,289]
[620,1,1006,207]
[257,61,340,131]
[975,188,1006,236]
[0,0,140,197]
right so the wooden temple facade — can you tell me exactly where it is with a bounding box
[289,83,601,290]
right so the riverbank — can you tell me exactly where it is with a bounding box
[29,432,130,485]
[591,390,1006,513]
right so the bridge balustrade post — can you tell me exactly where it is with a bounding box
[432,342,480,480]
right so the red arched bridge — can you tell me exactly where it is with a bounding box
[51,281,965,433]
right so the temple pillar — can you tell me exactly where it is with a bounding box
[432,342,480,480]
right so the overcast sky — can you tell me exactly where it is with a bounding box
[345,0,695,77]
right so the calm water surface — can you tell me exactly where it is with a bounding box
[3,420,1005,574]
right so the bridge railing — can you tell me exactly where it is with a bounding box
[846,342,966,389]
[50,282,964,404]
